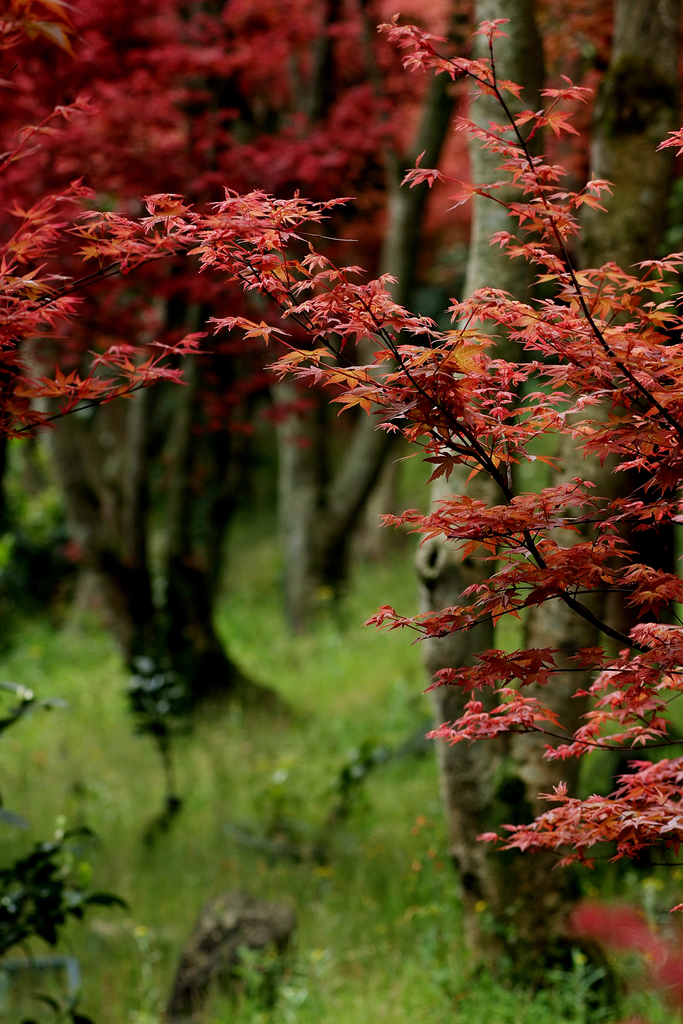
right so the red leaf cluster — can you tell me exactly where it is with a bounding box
[185,19,683,893]
[0,21,199,436]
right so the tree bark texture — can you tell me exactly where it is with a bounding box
[581,0,681,638]
[414,0,586,974]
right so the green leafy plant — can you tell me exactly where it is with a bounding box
[0,679,123,1023]
[0,829,124,956]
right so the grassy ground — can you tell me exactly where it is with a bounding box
[0,517,678,1023]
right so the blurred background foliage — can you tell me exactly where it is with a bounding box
[4,0,683,1020]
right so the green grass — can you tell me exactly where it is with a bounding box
[0,519,678,1023]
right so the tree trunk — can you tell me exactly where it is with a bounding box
[420,0,681,972]
[581,0,681,640]
[276,6,459,631]
[161,355,258,703]
[380,71,457,307]
[414,0,582,975]
[275,381,393,631]
[49,396,157,661]
[581,0,680,271]
[352,449,402,563]
[50,354,269,709]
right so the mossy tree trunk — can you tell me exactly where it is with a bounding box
[414,0,584,975]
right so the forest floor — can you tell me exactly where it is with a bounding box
[0,516,678,1023]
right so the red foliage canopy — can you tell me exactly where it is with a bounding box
[2,0,457,434]
[9,4,683,894]
[0,5,201,437]
[140,17,683,889]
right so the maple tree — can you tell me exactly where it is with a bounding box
[413,0,553,969]
[438,0,681,970]
[0,3,197,448]
[110,10,683,943]
[9,0,683,980]
[3,0,294,694]
[2,0,466,665]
